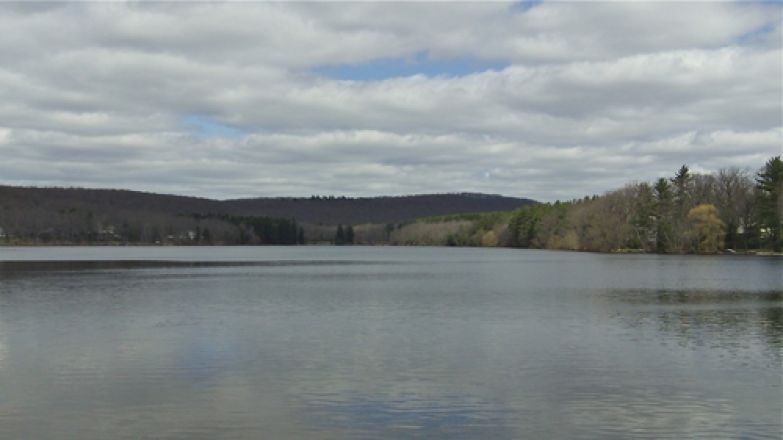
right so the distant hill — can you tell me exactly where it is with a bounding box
[0,186,536,244]
[222,193,536,224]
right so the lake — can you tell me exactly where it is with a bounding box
[0,246,780,439]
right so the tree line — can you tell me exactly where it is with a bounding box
[198,214,305,245]
[1,157,778,252]
[334,224,355,245]
[368,156,780,253]
[507,156,782,253]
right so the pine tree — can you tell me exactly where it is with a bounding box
[654,177,673,252]
[756,156,783,251]
[671,165,692,210]
[669,165,693,250]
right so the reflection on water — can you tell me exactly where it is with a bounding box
[604,288,782,304]
[0,247,780,439]
[563,391,739,439]
[600,288,783,366]
[0,259,387,274]
[303,394,513,439]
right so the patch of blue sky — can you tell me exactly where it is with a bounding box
[511,0,544,13]
[736,21,778,45]
[312,51,510,81]
[181,114,246,139]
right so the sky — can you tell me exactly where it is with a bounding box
[0,1,780,202]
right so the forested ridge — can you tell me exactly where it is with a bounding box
[0,188,533,245]
[1,156,779,253]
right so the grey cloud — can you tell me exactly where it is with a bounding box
[0,2,780,202]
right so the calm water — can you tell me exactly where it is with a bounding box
[0,246,780,439]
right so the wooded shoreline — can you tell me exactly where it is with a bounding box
[1,157,780,255]
[1,242,781,258]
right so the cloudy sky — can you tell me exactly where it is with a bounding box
[0,1,780,201]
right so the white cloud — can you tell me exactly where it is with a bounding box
[0,2,780,201]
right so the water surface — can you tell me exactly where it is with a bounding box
[0,246,780,439]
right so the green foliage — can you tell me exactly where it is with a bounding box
[417,211,511,228]
[334,224,345,245]
[333,224,354,245]
[756,156,783,251]
[508,203,563,248]
[481,230,499,247]
[687,204,725,253]
[502,157,780,254]
[220,215,300,245]
[654,177,674,252]
[672,165,692,205]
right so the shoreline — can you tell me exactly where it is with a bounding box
[1,242,780,257]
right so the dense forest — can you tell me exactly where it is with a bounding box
[223,193,535,224]
[380,156,782,254]
[505,156,782,253]
[1,157,779,253]
[0,189,533,245]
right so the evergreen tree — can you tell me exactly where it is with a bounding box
[335,224,345,245]
[345,225,354,244]
[654,178,673,252]
[671,165,692,210]
[756,156,783,251]
[670,165,692,249]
